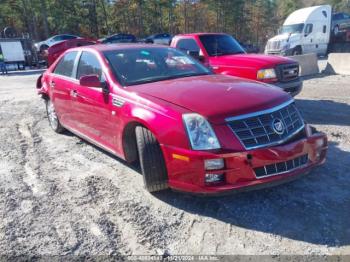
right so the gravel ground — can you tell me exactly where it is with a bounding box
[0,69,349,258]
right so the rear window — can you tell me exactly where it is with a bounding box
[53,51,78,77]
[176,39,200,52]
[199,34,245,56]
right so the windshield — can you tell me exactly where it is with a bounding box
[280,23,304,34]
[104,47,211,86]
[199,34,245,56]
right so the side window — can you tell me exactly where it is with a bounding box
[323,25,327,33]
[305,24,313,35]
[76,51,102,80]
[52,36,60,41]
[53,51,78,77]
[61,35,76,40]
[54,35,63,41]
[176,39,200,52]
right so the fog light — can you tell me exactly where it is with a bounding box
[204,158,224,170]
[205,173,224,183]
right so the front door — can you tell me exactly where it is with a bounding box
[71,51,115,150]
[303,23,315,54]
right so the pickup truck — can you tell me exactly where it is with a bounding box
[170,33,302,96]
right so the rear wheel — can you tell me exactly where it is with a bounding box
[135,126,168,192]
[46,99,65,133]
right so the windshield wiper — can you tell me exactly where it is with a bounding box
[215,51,245,56]
[126,72,210,86]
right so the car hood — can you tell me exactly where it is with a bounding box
[128,74,291,124]
[268,33,302,45]
[209,53,295,68]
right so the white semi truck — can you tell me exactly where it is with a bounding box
[265,5,332,56]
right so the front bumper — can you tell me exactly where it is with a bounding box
[161,132,327,195]
[274,78,302,97]
[266,47,294,56]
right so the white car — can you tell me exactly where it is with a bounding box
[34,34,80,52]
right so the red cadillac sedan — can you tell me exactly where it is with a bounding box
[37,44,327,195]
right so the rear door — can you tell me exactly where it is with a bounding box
[71,51,115,149]
[49,51,79,127]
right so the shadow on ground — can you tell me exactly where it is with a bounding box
[77,126,350,247]
[296,99,350,126]
[154,141,350,247]
[58,95,350,247]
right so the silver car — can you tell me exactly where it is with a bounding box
[34,34,79,52]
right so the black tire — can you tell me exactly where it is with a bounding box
[292,47,302,56]
[135,126,168,192]
[45,99,65,133]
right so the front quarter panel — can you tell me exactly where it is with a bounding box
[115,89,192,152]
[210,63,258,80]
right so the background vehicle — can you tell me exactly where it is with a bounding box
[37,44,327,195]
[171,33,302,96]
[47,38,97,66]
[35,34,80,52]
[265,5,332,56]
[332,12,350,36]
[239,41,260,53]
[143,33,172,45]
[100,33,137,44]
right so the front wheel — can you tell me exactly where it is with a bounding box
[292,47,302,56]
[46,99,65,133]
[135,126,168,192]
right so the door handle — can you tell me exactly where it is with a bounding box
[50,81,55,88]
[70,90,78,98]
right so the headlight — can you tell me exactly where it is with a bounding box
[183,113,220,150]
[257,68,277,80]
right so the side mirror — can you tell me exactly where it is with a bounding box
[79,74,101,88]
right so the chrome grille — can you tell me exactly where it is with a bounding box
[267,40,281,51]
[226,101,304,150]
[254,154,309,178]
[277,63,299,82]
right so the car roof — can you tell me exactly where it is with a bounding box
[107,33,135,38]
[68,43,171,53]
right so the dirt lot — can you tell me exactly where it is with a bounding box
[0,70,349,258]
